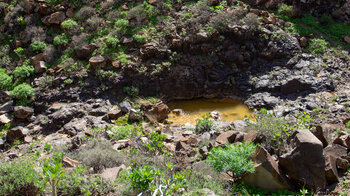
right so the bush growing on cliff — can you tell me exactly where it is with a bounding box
[207,142,256,179]
[53,34,70,46]
[307,38,328,54]
[31,41,46,52]
[12,62,35,81]
[0,69,12,90]
[10,83,35,103]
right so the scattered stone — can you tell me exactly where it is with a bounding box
[30,53,45,66]
[60,118,87,136]
[279,129,326,190]
[243,146,291,192]
[76,44,97,60]
[35,61,46,74]
[119,101,132,113]
[176,141,189,151]
[24,135,32,143]
[108,109,123,120]
[101,164,127,181]
[181,135,199,146]
[344,36,350,44]
[14,106,34,119]
[172,109,184,116]
[300,37,308,47]
[6,126,29,143]
[0,101,13,115]
[215,131,236,145]
[89,55,106,69]
[113,140,129,150]
[0,114,11,125]
[141,102,170,122]
[333,133,350,149]
[63,157,82,167]
[66,8,74,18]
[47,11,66,24]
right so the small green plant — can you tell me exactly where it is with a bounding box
[345,121,350,129]
[115,18,129,32]
[123,86,139,97]
[10,83,35,102]
[278,4,293,17]
[53,34,70,46]
[195,113,213,134]
[0,69,12,90]
[42,153,65,196]
[17,16,26,26]
[31,41,46,52]
[207,142,256,179]
[109,124,141,140]
[145,132,167,154]
[63,78,73,85]
[128,165,158,191]
[14,47,25,58]
[12,63,35,81]
[44,144,52,153]
[61,19,78,29]
[307,38,328,54]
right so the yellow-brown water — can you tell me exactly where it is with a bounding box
[167,98,253,125]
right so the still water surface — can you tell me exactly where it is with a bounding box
[167,98,253,125]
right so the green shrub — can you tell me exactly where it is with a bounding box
[58,166,115,195]
[123,86,139,97]
[278,4,293,17]
[53,34,70,46]
[10,83,35,100]
[109,124,141,140]
[133,34,147,43]
[307,38,328,54]
[207,142,256,178]
[61,19,78,29]
[0,69,12,90]
[95,69,117,80]
[12,63,35,81]
[14,47,25,58]
[31,41,46,52]
[115,18,129,31]
[70,138,125,170]
[128,165,157,191]
[195,113,213,134]
[0,159,45,195]
[145,132,167,154]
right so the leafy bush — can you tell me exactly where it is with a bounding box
[0,159,45,195]
[0,69,12,90]
[195,113,214,134]
[109,124,141,140]
[95,69,117,81]
[12,63,35,81]
[53,34,70,46]
[128,165,158,191]
[14,47,25,58]
[58,166,115,195]
[70,138,125,171]
[31,41,46,52]
[207,142,256,178]
[278,4,293,17]
[61,19,78,29]
[144,132,167,154]
[307,38,328,54]
[133,34,147,43]
[10,83,35,101]
[115,18,129,31]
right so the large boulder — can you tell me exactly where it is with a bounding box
[76,44,97,60]
[6,126,29,143]
[243,146,291,192]
[215,131,237,145]
[14,106,34,119]
[47,11,66,24]
[141,102,170,122]
[279,129,326,190]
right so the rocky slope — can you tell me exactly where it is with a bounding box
[0,0,350,195]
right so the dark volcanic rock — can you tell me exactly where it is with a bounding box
[279,129,326,190]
